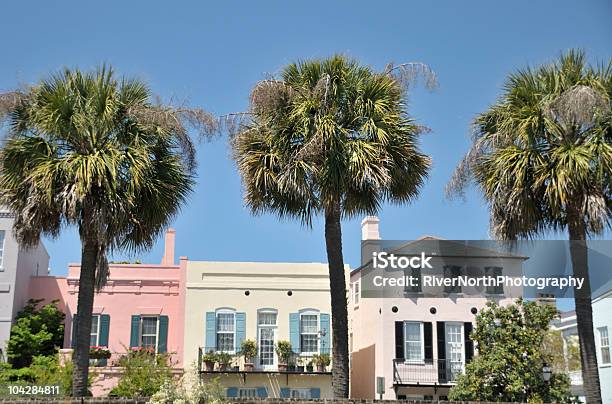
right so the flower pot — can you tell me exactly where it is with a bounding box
[204,361,215,371]
[219,363,229,371]
[244,362,255,371]
[306,365,314,372]
[316,364,326,372]
[278,363,288,372]
[296,365,305,372]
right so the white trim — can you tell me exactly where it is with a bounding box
[598,326,610,365]
[0,230,5,271]
[90,314,101,347]
[140,315,160,353]
[215,308,236,354]
[299,311,320,355]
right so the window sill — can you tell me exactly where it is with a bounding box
[599,363,611,368]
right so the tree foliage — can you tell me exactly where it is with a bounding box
[109,349,175,398]
[6,299,65,368]
[448,299,576,403]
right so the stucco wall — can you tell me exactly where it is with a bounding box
[593,294,612,404]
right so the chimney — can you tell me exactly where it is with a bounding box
[161,228,176,265]
[361,216,380,241]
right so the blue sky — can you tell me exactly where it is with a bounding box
[1,0,611,293]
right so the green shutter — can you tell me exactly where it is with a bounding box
[319,313,330,353]
[289,313,299,352]
[235,312,246,351]
[130,315,141,348]
[158,316,169,353]
[71,315,78,349]
[205,312,216,350]
[99,315,110,347]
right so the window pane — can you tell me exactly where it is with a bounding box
[404,323,421,341]
[217,313,235,332]
[300,334,318,353]
[90,315,99,346]
[258,312,277,325]
[404,323,422,361]
[142,335,157,349]
[300,315,318,333]
[217,333,234,352]
[602,347,611,364]
[142,317,158,335]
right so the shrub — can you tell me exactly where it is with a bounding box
[275,340,292,364]
[149,364,225,404]
[239,340,257,362]
[109,349,174,398]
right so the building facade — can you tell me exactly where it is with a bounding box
[0,208,50,360]
[183,260,348,399]
[593,288,612,404]
[349,216,522,400]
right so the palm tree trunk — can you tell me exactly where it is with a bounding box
[567,204,602,404]
[71,236,98,397]
[324,203,349,398]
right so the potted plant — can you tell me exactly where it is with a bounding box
[240,339,257,371]
[295,357,306,372]
[89,346,112,366]
[217,351,233,371]
[312,353,331,372]
[305,359,314,373]
[275,340,292,372]
[202,350,217,371]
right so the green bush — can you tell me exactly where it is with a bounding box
[109,348,174,397]
[7,299,65,368]
[149,365,225,404]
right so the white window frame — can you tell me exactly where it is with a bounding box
[140,315,160,353]
[352,280,360,305]
[257,309,278,368]
[599,326,610,365]
[299,311,320,355]
[0,230,5,271]
[289,388,312,399]
[403,321,424,363]
[238,388,258,398]
[216,309,236,354]
[90,314,101,347]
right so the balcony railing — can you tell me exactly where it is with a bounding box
[198,347,332,374]
[393,359,464,385]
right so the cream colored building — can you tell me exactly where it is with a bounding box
[182,260,349,399]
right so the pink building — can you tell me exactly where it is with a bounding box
[350,217,522,400]
[28,229,185,395]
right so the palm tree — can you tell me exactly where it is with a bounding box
[231,55,433,397]
[448,50,611,404]
[0,66,215,396]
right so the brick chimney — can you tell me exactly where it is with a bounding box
[361,216,380,241]
[161,228,176,265]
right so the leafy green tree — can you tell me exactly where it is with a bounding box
[7,299,65,368]
[448,50,611,403]
[110,349,174,398]
[0,67,214,396]
[449,299,576,403]
[232,55,434,397]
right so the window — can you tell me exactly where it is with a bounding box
[90,315,100,346]
[485,267,504,295]
[290,389,312,399]
[216,311,235,352]
[352,281,360,305]
[258,311,277,366]
[238,388,258,398]
[444,265,462,293]
[599,327,610,365]
[403,322,424,362]
[140,316,159,350]
[0,230,5,270]
[300,313,319,354]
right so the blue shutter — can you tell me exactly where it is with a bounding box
[319,313,330,353]
[235,312,246,352]
[310,388,321,399]
[99,315,110,347]
[158,316,169,353]
[130,315,141,348]
[256,387,268,398]
[280,388,290,398]
[226,387,238,398]
[71,315,78,349]
[289,313,300,352]
[205,312,216,350]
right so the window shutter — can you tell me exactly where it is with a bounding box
[319,313,330,353]
[99,315,110,347]
[424,322,433,362]
[235,312,246,352]
[437,321,446,383]
[158,316,169,353]
[464,322,474,363]
[71,315,78,349]
[256,387,268,398]
[130,315,141,348]
[395,321,404,360]
[289,313,300,352]
[280,388,290,398]
[205,312,216,350]
[226,387,238,398]
[310,388,321,399]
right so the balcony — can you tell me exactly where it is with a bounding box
[393,359,464,385]
[198,347,332,375]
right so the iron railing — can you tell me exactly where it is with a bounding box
[393,359,464,385]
